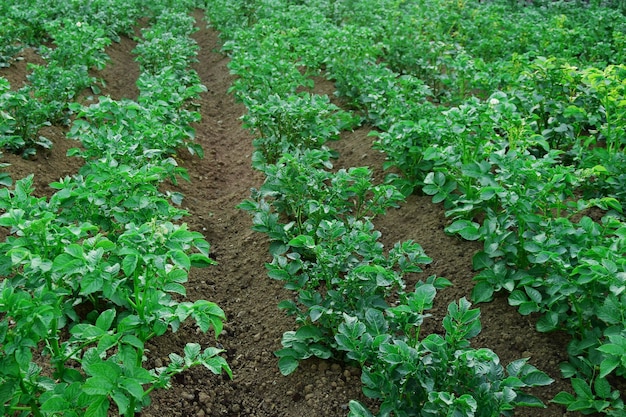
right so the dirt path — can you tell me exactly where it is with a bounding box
[0,9,584,417]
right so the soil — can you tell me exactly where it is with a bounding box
[0,9,609,417]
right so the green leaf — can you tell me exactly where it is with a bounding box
[506,358,529,377]
[191,301,225,336]
[309,344,332,359]
[536,313,559,333]
[518,301,540,315]
[445,220,481,241]
[41,396,70,412]
[202,354,232,378]
[189,253,215,267]
[82,377,113,395]
[338,316,366,338]
[522,370,554,386]
[169,250,190,269]
[80,273,103,295]
[509,290,527,306]
[164,282,187,296]
[597,344,625,356]
[525,286,542,303]
[571,378,593,400]
[152,319,168,336]
[288,235,315,249]
[599,356,620,378]
[363,309,386,336]
[121,334,144,349]
[122,253,138,276]
[348,400,374,417]
[95,309,116,331]
[84,395,109,417]
[552,391,575,405]
[97,334,119,354]
[410,284,437,312]
[472,251,493,271]
[278,356,299,375]
[267,267,291,281]
[513,392,545,408]
[71,323,105,339]
[85,361,121,382]
[471,281,494,303]
[120,377,144,400]
[501,376,525,388]
[295,325,323,340]
[594,376,612,399]
[184,343,202,361]
[65,244,84,259]
[111,391,130,415]
[0,379,17,404]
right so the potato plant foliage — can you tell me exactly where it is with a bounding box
[212,0,626,415]
[0,1,230,416]
[211,0,602,415]
[3,0,626,416]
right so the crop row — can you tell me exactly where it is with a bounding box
[0,2,230,416]
[208,0,626,415]
[307,2,626,415]
[208,1,559,416]
[0,0,147,157]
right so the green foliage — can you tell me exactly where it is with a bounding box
[0,175,228,416]
[243,93,360,167]
[0,2,230,416]
[224,1,558,414]
[341,298,552,417]
[134,11,199,74]
[244,149,404,233]
[0,83,53,157]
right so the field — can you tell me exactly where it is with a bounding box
[1,1,625,416]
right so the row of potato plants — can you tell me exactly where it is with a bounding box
[232,0,626,415]
[0,2,230,416]
[206,2,555,416]
[315,2,626,416]
[0,0,146,157]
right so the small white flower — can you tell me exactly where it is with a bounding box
[76,21,82,27]
[489,98,500,106]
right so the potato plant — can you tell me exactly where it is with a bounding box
[0,1,231,415]
[215,1,558,415]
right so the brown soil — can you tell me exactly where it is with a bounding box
[0,10,599,417]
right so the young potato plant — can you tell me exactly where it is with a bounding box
[41,19,111,71]
[240,148,405,238]
[137,67,207,118]
[339,297,552,417]
[69,9,207,163]
[223,17,317,103]
[67,96,203,163]
[0,2,231,415]
[134,14,199,75]
[0,12,25,68]
[50,158,188,235]
[0,10,117,156]
[25,18,116,124]
[0,171,229,417]
[580,65,626,156]
[272,219,440,375]
[217,1,569,415]
[243,92,360,168]
[27,61,100,125]
[0,81,53,157]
